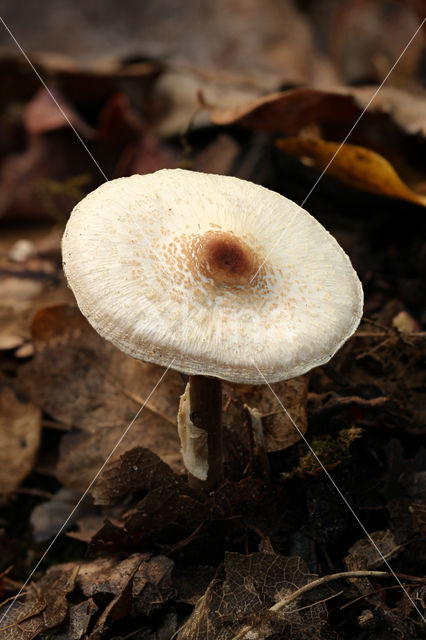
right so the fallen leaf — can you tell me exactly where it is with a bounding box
[0,317,28,351]
[24,87,95,138]
[345,530,402,571]
[75,552,175,616]
[76,448,201,552]
[0,277,44,310]
[0,89,158,221]
[91,447,199,507]
[88,579,133,640]
[349,84,426,138]
[19,305,185,475]
[20,305,183,429]
[95,93,142,144]
[55,420,184,494]
[209,85,426,139]
[0,564,78,639]
[177,551,327,640]
[0,387,41,497]
[74,448,263,554]
[209,87,360,133]
[276,137,426,206]
[114,129,175,177]
[232,375,309,452]
[0,593,45,640]
[132,554,175,616]
[35,564,79,630]
[55,598,98,640]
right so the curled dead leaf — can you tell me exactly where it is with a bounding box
[209,86,426,139]
[209,87,360,134]
[276,137,426,206]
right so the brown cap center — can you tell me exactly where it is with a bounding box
[192,231,259,286]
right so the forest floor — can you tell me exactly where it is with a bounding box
[0,2,425,638]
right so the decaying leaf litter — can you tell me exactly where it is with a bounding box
[0,1,425,638]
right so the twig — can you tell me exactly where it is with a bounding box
[289,589,343,614]
[340,583,418,610]
[361,317,396,332]
[231,570,426,640]
[309,392,389,419]
[270,570,425,612]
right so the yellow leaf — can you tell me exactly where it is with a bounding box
[276,137,426,207]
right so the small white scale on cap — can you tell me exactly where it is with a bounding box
[62,168,363,386]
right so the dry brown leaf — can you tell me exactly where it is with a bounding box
[72,448,263,553]
[351,85,426,137]
[36,565,79,630]
[74,553,175,619]
[345,531,402,571]
[209,87,361,133]
[114,129,175,178]
[174,566,217,605]
[19,305,185,474]
[88,582,133,640]
[76,554,169,597]
[276,137,426,206]
[0,387,41,497]
[177,551,327,640]
[234,375,309,452]
[84,447,207,552]
[91,447,197,507]
[55,419,184,493]
[209,85,426,139]
[0,594,45,640]
[0,564,78,639]
[55,598,98,640]
[20,305,183,429]
[0,121,102,221]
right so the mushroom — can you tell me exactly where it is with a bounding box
[62,169,363,491]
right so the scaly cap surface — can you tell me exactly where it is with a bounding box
[62,169,363,384]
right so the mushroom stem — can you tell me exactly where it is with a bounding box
[187,375,223,492]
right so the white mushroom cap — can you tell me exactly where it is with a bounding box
[62,169,363,384]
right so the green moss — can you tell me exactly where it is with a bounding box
[284,426,363,479]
